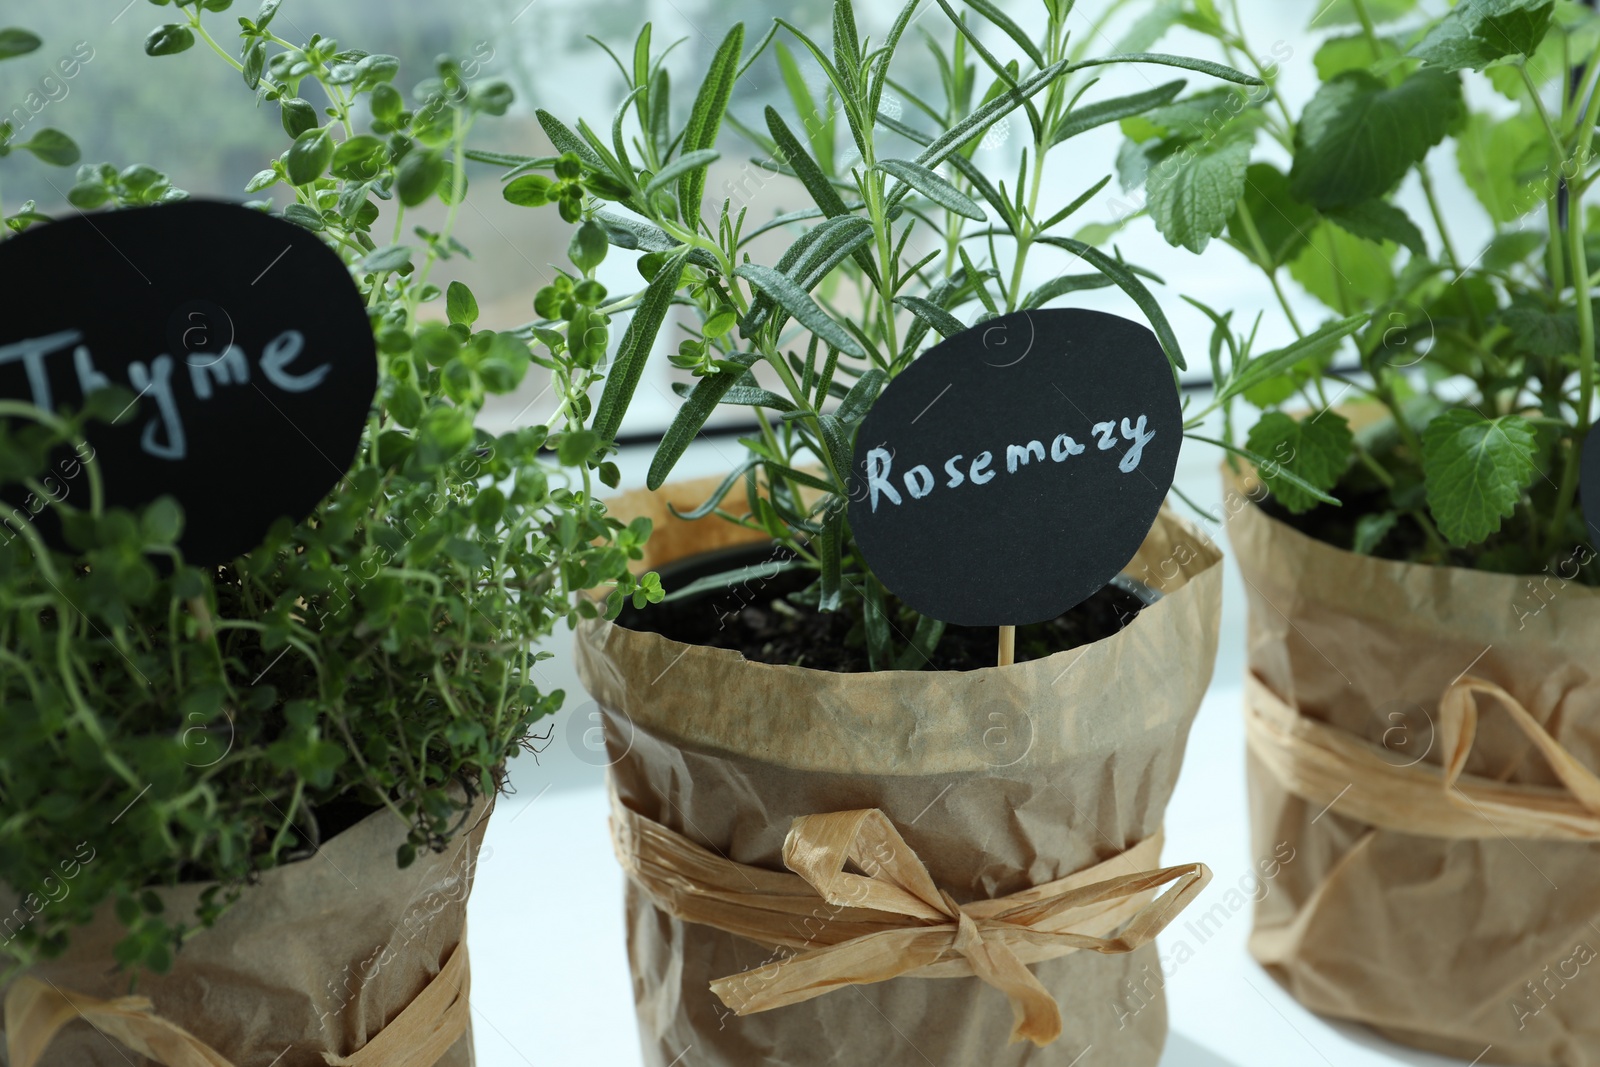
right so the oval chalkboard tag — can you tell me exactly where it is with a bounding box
[0,199,377,564]
[847,308,1181,627]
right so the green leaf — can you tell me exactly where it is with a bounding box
[877,158,985,220]
[1497,306,1576,359]
[835,368,886,424]
[1036,237,1187,371]
[557,429,601,466]
[775,42,833,175]
[1481,230,1544,272]
[535,110,606,171]
[650,353,760,489]
[1071,52,1262,86]
[1244,411,1354,513]
[889,611,944,669]
[1324,198,1427,257]
[674,378,794,412]
[1019,273,1116,310]
[362,244,412,273]
[396,149,446,207]
[1313,33,1404,83]
[766,107,880,285]
[504,173,554,207]
[644,148,719,197]
[916,56,1076,169]
[961,0,1045,67]
[145,24,195,57]
[1409,0,1554,72]
[0,28,42,61]
[18,129,79,167]
[1352,511,1399,555]
[280,97,319,139]
[447,281,479,327]
[895,296,965,339]
[860,577,893,672]
[817,516,842,612]
[1310,0,1418,26]
[1289,69,1464,210]
[569,219,609,271]
[1051,80,1185,146]
[678,24,744,224]
[1219,314,1366,404]
[1455,110,1545,224]
[285,128,334,186]
[415,405,474,465]
[1287,222,1395,314]
[1147,135,1250,253]
[1422,409,1537,545]
[670,457,761,520]
[141,497,184,545]
[1228,163,1318,269]
[594,250,690,442]
[331,134,386,179]
[282,203,324,231]
[660,559,806,603]
[735,263,865,357]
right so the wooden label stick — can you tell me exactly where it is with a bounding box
[998,625,1015,667]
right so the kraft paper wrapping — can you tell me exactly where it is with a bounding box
[1229,478,1600,1066]
[575,474,1223,1066]
[0,795,492,1067]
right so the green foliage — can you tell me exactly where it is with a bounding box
[1409,0,1555,72]
[0,26,80,227]
[1246,411,1355,513]
[494,0,1254,666]
[1138,0,1600,580]
[1422,410,1539,544]
[0,2,657,980]
[1289,70,1463,210]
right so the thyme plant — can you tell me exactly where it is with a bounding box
[0,0,657,979]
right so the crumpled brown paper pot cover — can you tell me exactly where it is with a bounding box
[576,474,1223,1066]
[1230,464,1600,1067]
[1,796,491,1067]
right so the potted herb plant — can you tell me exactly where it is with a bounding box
[1124,0,1600,1062]
[0,4,656,1064]
[487,1,1262,1063]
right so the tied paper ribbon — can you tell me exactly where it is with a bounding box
[3,939,470,1067]
[1246,673,1600,840]
[611,791,1211,1047]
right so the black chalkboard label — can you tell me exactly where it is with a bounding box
[847,308,1181,627]
[0,199,376,564]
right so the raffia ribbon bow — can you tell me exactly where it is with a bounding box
[2,939,470,1067]
[1246,673,1600,839]
[611,792,1211,1047]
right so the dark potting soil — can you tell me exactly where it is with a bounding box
[617,549,1147,673]
[1257,484,1447,563]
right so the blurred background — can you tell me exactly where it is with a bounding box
[4,0,1499,440]
[3,2,1499,1065]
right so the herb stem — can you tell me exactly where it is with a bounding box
[1418,165,1461,270]
[1550,178,1595,554]
[190,16,244,74]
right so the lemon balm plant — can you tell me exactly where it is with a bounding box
[0,0,657,992]
[1133,0,1600,577]
[1119,3,1600,1062]
[489,0,1259,668]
